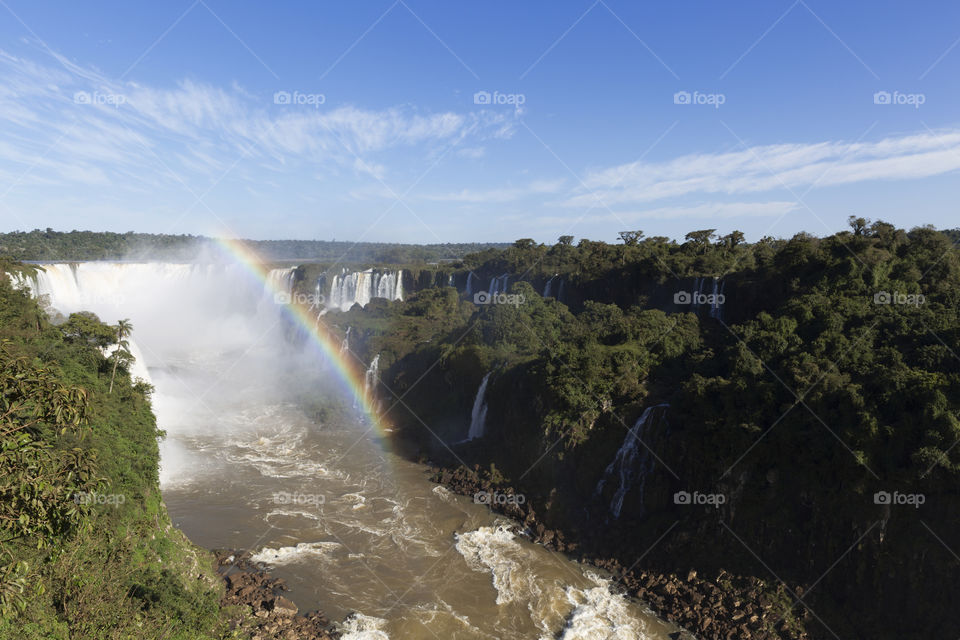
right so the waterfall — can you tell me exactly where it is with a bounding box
[363,354,380,408]
[266,267,296,297]
[543,275,555,298]
[543,274,563,299]
[690,277,706,311]
[328,269,403,312]
[709,278,725,321]
[466,272,476,296]
[488,274,510,296]
[594,404,669,519]
[467,372,492,440]
[340,327,351,354]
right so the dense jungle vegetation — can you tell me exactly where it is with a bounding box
[324,219,960,639]
[0,260,235,639]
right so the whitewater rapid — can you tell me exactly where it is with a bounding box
[11,262,679,640]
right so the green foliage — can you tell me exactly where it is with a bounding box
[0,266,231,638]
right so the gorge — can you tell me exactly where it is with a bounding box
[5,223,960,640]
[9,259,683,640]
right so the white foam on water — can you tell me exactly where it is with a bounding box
[556,573,651,640]
[341,492,368,510]
[263,509,324,524]
[339,612,390,640]
[455,525,541,606]
[431,485,453,501]
[250,540,342,566]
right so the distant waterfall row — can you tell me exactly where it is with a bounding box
[594,404,670,519]
[326,269,403,312]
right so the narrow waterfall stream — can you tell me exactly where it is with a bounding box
[467,372,491,441]
[13,262,680,640]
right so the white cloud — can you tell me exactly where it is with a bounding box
[565,131,960,208]
[422,179,565,203]
[0,49,519,196]
[523,201,799,227]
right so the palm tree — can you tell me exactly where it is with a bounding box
[108,319,133,394]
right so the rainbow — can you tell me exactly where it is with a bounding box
[212,236,390,440]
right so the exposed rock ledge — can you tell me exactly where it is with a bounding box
[213,549,340,640]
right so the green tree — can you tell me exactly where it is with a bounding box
[108,319,133,394]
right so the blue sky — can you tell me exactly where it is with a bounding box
[1,0,959,244]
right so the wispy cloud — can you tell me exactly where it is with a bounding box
[0,48,519,196]
[564,131,960,208]
[523,201,800,227]
[421,179,566,203]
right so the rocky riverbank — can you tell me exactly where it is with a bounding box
[213,549,340,640]
[431,465,810,640]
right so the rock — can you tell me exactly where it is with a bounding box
[269,595,299,616]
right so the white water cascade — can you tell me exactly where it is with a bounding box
[488,274,510,296]
[340,327,351,355]
[363,354,380,410]
[594,404,669,519]
[328,269,403,312]
[467,372,492,440]
[709,278,725,321]
[543,275,558,298]
[465,272,476,296]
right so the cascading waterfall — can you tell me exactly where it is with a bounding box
[488,274,510,296]
[340,327,351,355]
[363,354,380,411]
[690,277,705,312]
[328,269,403,312]
[266,267,296,298]
[467,372,492,440]
[709,278,725,321]
[594,404,669,519]
[543,275,558,298]
[466,272,476,296]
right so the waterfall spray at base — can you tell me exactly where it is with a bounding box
[595,404,670,519]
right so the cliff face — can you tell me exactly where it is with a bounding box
[325,230,960,640]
